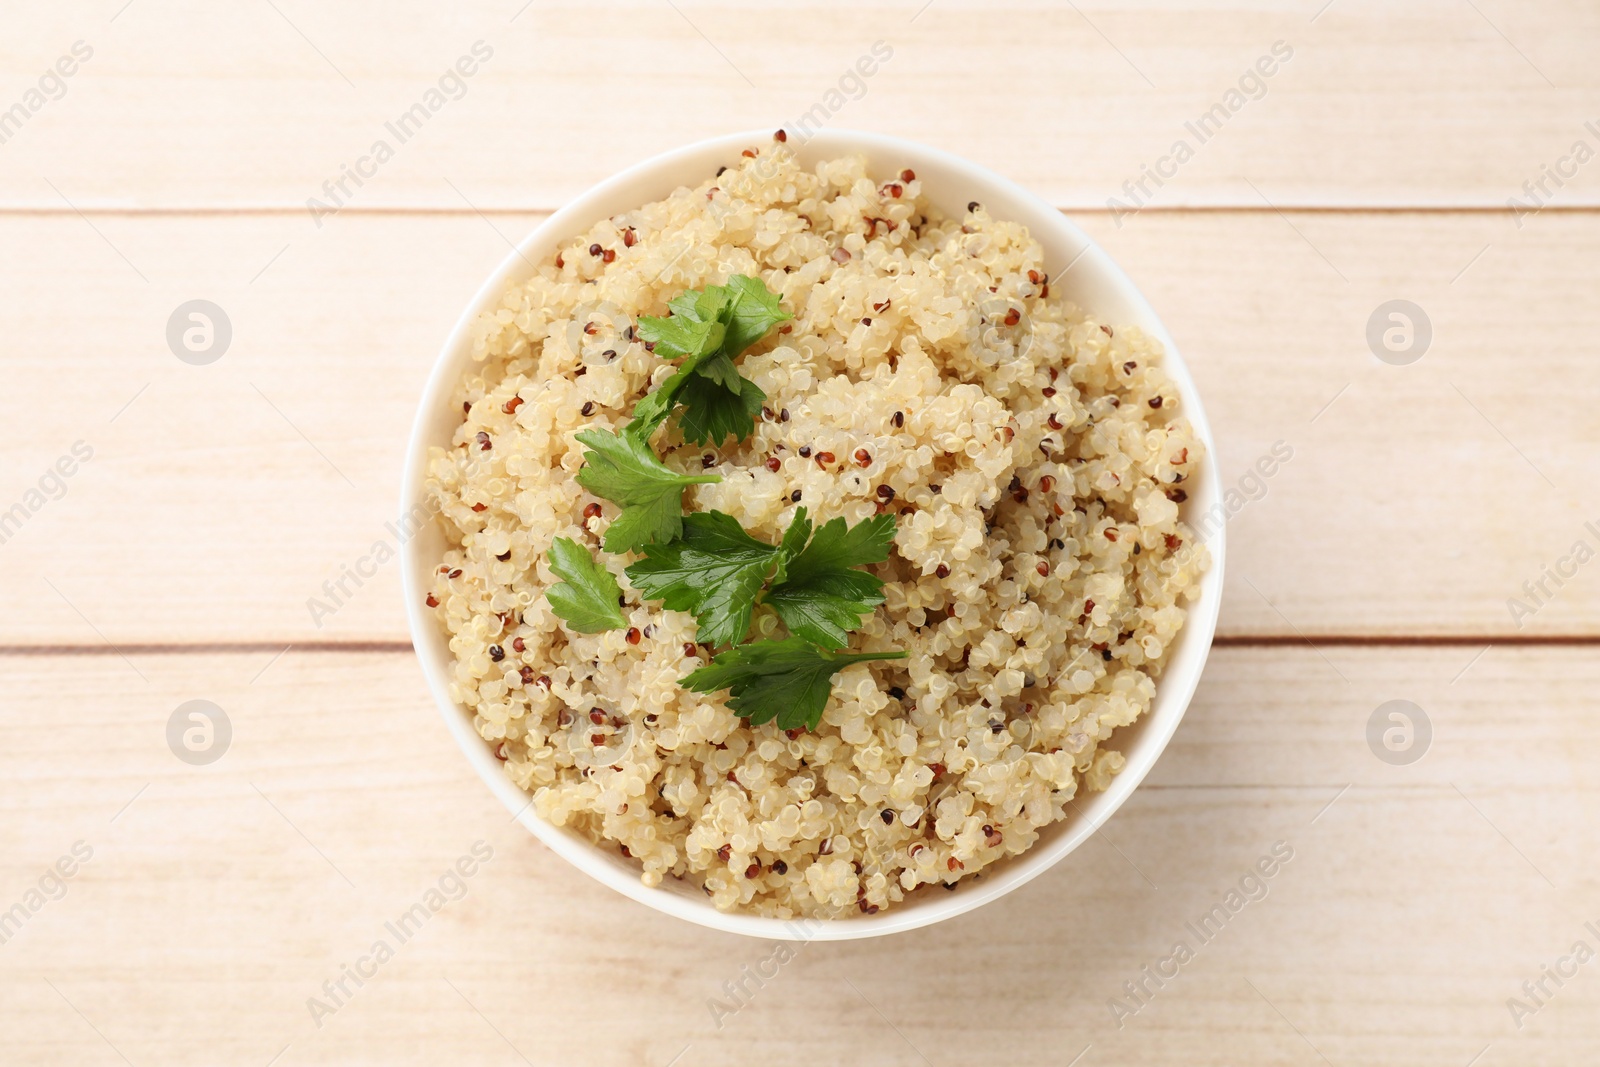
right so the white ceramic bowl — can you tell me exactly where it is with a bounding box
[401,129,1224,941]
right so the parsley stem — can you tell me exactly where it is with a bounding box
[831,650,908,663]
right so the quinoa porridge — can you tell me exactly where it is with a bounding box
[424,134,1208,920]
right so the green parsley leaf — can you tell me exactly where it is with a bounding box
[720,274,792,354]
[668,285,733,325]
[544,537,627,633]
[695,352,743,391]
[675,370,766,447]
[624,506,897,650]
[626,310,738,443]
[574,429,720,553]
[624,382,678,442]
[682,637,907,730]
[630,275,789,446]
[624,512,783,647]
[666,290,704,320]
[635,310,725,361]
[765,512,897,648]
[625,349,757,446]
[770,505,814,587]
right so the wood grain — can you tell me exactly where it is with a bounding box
[1,1,1597,210]
[0,646,1592,1067]
[3,4,1597,1063]
[1,209,1595,645]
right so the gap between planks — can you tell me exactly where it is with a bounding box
[0,634,1590,658]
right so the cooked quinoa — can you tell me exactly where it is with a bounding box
[425,139,1208,920]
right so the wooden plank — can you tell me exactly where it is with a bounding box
[0,645,1592,1066]
[3,208,1596,645]
[2,1,1598,210]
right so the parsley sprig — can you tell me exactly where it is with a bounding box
[622,511,784,647]
[570,275,788,556]
[765,510,897,648]
[632,275,789,446]
[624,508,895,650]
[543,274,904,731]
[683,638,908,731]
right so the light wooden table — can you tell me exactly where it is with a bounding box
[2,3,1596,1064]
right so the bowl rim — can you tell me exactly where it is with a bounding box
[400,127,1225,941]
